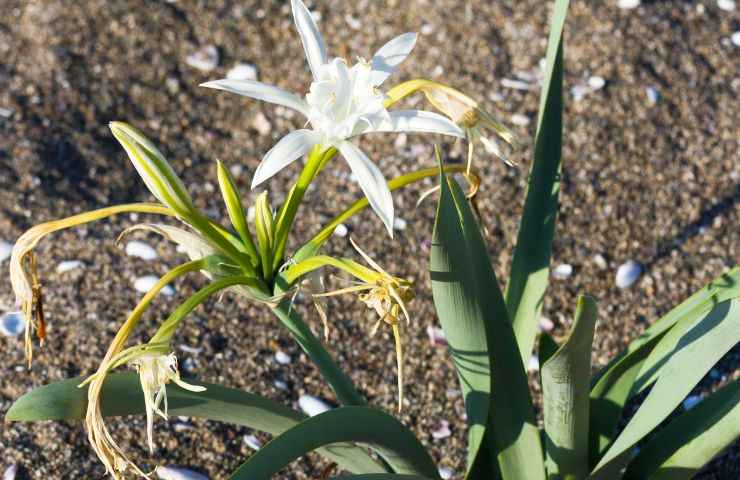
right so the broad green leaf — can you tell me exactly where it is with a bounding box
[624,379,740,480]
[538,332,559,367]
[228,406,439,480]
[591,299,740,477]
[588,267,740,464]
[430,168,544,480]
[505,0,569,366]
[6,373,382,475]
[541,295,597,479]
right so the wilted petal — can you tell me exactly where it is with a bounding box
[252,129,320,188]
[370,32,418,86]
[353,110,464,138]
[200,79,310,117]
[337,141,394,236]
[291,0,328,80]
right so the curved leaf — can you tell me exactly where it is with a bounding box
[6,373,382,474]
[228,406,439,480]
[430,166,545,480]
[541,295,597,479]
[624,379,740,480]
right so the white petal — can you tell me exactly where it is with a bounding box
[173,377,207,393]
[291,0,328,80]
[353,110,465,138]
[337,141,394,236]
[252,130,320,188]
[200,79,310,117]
[370,33,418,86]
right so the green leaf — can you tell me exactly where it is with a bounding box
[505,0,569,366]
[541,295,597,479]
[216,159,259,261]
[228,406,439,480]
[330,476,432,480]
[591,299,740,477]
[624,378,740,480]
[6,373,383,475]
[430,166,545,480]
[588,267,740,464]
[254,191,275,280]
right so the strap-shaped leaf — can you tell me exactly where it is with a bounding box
[228,406,439,480]
[541,295,597,479]
[624,378,740,480]
[430,168,545,479]
[588,267,740,463]
[505,0,569,366]
[5,373,383,474]
[591,299,740,477]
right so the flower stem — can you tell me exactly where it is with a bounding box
[270,301,365,406]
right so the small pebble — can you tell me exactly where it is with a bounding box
[510,113,530,127]
[732,31,740,47]
[156,466,208,480]
[252,112,272,136]
[274,380,289,391]
[275,350,291,365]
[247,206,256,223]
[593,253,608,269]
[0,107,13,118]
[426,325,447,346]
[345,14,361,30]
[244,434,262,450]
[298,394,331,416]
[528,355,540,372]
[501,78,534,91]
[125,241,158,260]
[645,86,660,105]
[539,316,555,332]
[420,24,435,35]
[615,260,642,288]
[587,75,606,90]
[717,0,735,11]
[226,63,258,81]
[617,0,640,9]
[394,133,407,149]
[134,275,175,296]
[333,223,348,237]
[552,263,573,279]
[439,467,453,479]
[393,217,407,231]
[0,311,25,337]
[683,395,702,410]
[0,240,12,263]
[179,344,203,355]
[186,45,219,72]
[3,465,18,480]
[431,420,451,439]
[56,260,83,273]
[571,85,591,102]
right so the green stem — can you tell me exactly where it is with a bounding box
[271,146,338,273]
[270,301,366,406]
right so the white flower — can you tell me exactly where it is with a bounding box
[201,0,464,234]
[129,353,206,453]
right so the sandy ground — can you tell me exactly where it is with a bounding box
[0,0,738,478]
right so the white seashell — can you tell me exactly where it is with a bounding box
[345,14,362,30]
[552,263,573,279]
[617,0,640,9]
[274,380,289,391]
[732,31,740,47]
[426,325,447,346]
[615,260,642,288]
[226,63,258,81]
[134,275,175,296]
[156,466,208,480]
[510,113,531,127]
[592,254,608,269]
[298,395,331,416]
[125,241,158,260]
[393,217,407,231]
[244,434,262,450]
[252,112,272,136]
[645,86,660,105]
[682,395,702,410]
[539,316,555,332]
[717,0,735,11]
[333,223,348,237]
[56,260,84,273]
[3,465,18,480]
[275,350,291,365]
[571,84,590,102]
[587,75,606,90]
[501,78,535,91]
[528,355,540,372]
[431,420,452,439]
[185,45,219,72]
[179,344,203,355]
[0,240,12,263]
[0,311,25,337]
[438,467,453,480]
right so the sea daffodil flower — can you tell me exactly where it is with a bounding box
[201,0,464,234]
